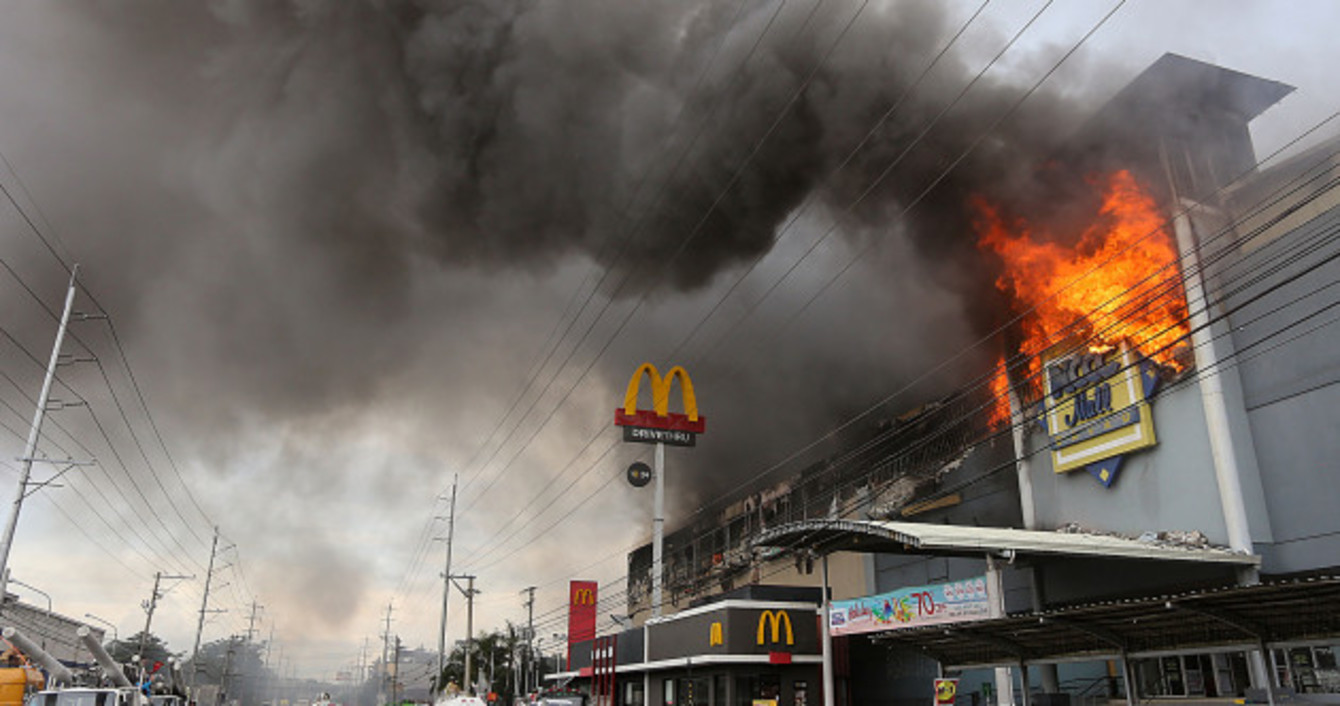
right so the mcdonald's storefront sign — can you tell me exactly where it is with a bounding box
[614,363,705,446]
[756,610,794,646]
[572,588,595,606]
[647,604,819,661]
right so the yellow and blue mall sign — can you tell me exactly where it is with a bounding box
[1042,346,1161,487]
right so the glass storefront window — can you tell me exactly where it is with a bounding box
[793,680,809,706]
[1162,656,1187,696]
[625,680,645,706]
[677,678,708,706]
[734,674,781,706]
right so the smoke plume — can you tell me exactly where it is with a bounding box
[0,0,1126,660]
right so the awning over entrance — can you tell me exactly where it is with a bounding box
[869,576,1340,669]
[753,519,1260,566]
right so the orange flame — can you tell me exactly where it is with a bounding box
[976,170,1190,393]
[986,355,1010,431]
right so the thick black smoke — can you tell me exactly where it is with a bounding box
[62,0,1090,297]
[0,0,1120,647]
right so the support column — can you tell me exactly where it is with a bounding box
[822,553,835,706]
[1010,385,1057,696]
[986,556,1015,706]
[1121,654,1138,706]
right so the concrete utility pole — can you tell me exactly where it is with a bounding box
[381,603,394,706]
[449,576,478,694]
[436,475,458,692]
[140,570,193,678]
[0,267,83,598]
[191,528,221,693]
[522,587,536,695]
[264,625,275,669]
[359,636,368,685]
[392,636,402,706]
[246,600,264,642]
[221,635,238,706]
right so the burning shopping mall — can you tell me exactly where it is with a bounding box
[551,54,1340,706]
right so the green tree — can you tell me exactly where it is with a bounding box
[107,631,175,666]
[436,626,523,701]
[182,636,270,706]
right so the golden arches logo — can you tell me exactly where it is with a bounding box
[756,610,794,646]
[709,622,723,646]
[624,363,699,420]
[572,588,595,606]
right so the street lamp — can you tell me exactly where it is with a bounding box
[8,577,51,615]
[85,613,119,642]
[8,577,51,650]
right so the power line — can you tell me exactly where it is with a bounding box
[446,0,1132,571]
[460,131,1340,609]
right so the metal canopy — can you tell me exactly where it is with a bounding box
[870,576,1340,669]
[753,519,1260,566]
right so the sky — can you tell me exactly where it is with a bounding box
[0,0,1337,682]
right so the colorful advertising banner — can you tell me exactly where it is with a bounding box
[828,576,991,636]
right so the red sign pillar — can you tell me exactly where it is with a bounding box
[567,580,598,670]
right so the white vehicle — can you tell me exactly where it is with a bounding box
[435,696,486,706]
[27,687,149,706]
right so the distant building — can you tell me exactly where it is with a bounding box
[0,593,106,666]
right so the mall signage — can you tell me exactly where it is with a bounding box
[1043,345,1160,487]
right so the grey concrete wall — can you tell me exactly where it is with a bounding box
[1220,202,1340,575]
[1026,380,1232,545]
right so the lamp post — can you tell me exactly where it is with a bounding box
[84,613,119,642]
[8,577,51,650]
[7,577,51,615]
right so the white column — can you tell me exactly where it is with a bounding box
[822,554,836,706]
[652,441,665,618]
[986,556,1015,706]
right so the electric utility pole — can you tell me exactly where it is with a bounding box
[392,636,402,705]
[0,267,85,598]
[191,528,221,693]
[221,635,238,705]
[522,587,535,695]
[246,601,264,642]
[435,475,458,692]
[380,603,394,705]
[449,576,478,694]
[140,570,193,677]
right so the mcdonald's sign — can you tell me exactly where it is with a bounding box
[709,622,723,647]
[756,610,794,646]
[567,580,598,670]
[614,363,705,446]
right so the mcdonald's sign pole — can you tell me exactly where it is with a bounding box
[614,363,704,619]
[652,439,665,617]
